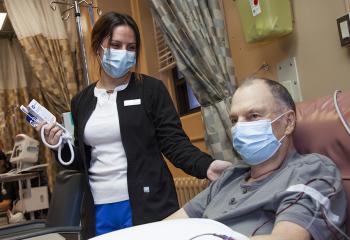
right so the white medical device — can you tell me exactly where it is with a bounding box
[10,134,39,168]
[20,100,74,166]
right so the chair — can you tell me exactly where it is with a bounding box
[293,90,350,231]
[0,169,84,240]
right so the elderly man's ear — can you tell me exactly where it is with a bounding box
[285,111,296,136]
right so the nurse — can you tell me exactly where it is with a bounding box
[36,12,231,238]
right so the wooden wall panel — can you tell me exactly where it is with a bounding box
[98,0,132,16]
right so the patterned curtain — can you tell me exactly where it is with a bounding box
[149,0,239,163]
[4,0,78,118]
[4,0,80,187]
[0,38,54,188]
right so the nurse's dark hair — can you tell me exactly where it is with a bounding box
[242,77,296,112]
[91,12,141,79]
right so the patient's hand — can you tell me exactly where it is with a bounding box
[207,160,232,181]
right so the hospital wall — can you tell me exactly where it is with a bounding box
[224,0,350,100]
[96,0,350,178]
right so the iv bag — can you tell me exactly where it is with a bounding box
[236,0,293,43]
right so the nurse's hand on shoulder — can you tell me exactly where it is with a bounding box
[207,160,233,181]
[35,122,63,146]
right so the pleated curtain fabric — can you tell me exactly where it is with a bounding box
[0,38,56,189]
[3,0,81,188]
[4,0,78,118]
[0,38,38,150]
[149,0,239,163]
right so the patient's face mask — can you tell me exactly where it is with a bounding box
[231,112,290,166]
[100,46,136,79]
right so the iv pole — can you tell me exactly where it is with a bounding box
[49,0,102,88]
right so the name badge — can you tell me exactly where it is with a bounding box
[124,99,141,106]
[143,186,150,193]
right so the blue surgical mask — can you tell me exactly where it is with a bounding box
[231,112,289,166]
[100,46,136,78]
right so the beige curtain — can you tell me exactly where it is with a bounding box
[0,38,53,187]
[4,0,81,188]
[4,0,78,117]
[0,38,36,148]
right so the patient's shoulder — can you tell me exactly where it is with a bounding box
[289,151,338,168]
[285,151,341,180]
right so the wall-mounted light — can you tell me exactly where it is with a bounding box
[0,12,7,30]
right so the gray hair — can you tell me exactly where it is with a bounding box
[241,77,296,112]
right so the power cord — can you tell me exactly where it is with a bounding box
[322,208,350,240]
[189,233,236,240]
[333,90,350,135]
[1,182,6,195]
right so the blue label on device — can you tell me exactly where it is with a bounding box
[26,113,39,127]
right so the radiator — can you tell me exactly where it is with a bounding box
[174,177,209,207]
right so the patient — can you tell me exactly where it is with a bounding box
[167,78,347,240]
